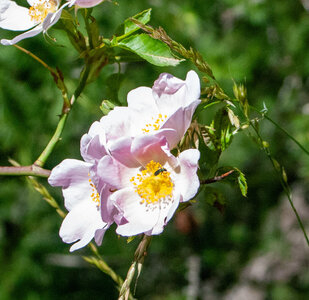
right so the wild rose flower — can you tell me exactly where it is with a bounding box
[0,0,68,45]
[99,71,201,163]
[96,135,200,236]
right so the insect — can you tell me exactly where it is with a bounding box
[154,168,167,176]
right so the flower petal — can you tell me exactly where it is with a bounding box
[127,86,158,114]
[73,0,104,8]
[80,120,108,162]
[109,136,139,168]
[0,0,37,31]
[1,24,42,45]
[161,100,200,149]
[174,149,200,202]
[102,107,135,142]
[146,193,181,235]
[153,70,200,116]
[96,156,137,189]
[132,134,177,168]
[59,199,107,252]
[112,188,160,236]
[48,159,93,211]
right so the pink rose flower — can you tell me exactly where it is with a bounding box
[96,135,200,236]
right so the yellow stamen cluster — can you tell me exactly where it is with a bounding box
[130,160,173,206]
[28,0,57,23]
[142,113,167,133]
[88,176,100,209]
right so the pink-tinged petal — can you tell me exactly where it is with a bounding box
[88,120,107,140]
[48,159,93,211]
[1,24,42,45]
[184,70,201,106]
[151,128,178,150]
[94,228,106,246]
[161,100,200,149]
[112,188,160,236]
[59,199,107,252]
[0,1,37,31]
[152,72,185,98]
[127,86,157,112]
[70,0,104,8]
[99,184,118,224]
[109,136,139,168]
[80,134,108,163]
[102,107,134,141]
[153,71,200,116]
[131,135,171,167]
[80,120,108,162]
[97,156,137,189]
[174,149,200,202]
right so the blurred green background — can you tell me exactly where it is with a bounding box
[0,0,309,299]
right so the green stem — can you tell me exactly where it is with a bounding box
[83,9,94,49]
[249,121,309,247]
[254,107,309,156]
[34,113,68,167]
[34,64,91,167]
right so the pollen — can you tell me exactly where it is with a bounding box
[131,160,173,206]
[88,175,100,209]
[141,113,168,134]
[28,0,57,23]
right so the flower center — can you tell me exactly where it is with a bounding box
[141,113,167,134]
[88,176,100,210]
[28,0,57,23]
[130,160,173,206]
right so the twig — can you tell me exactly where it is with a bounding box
[249,121,309,247]
[34,64,91,167]
[200,170,234,184]
[0,165,50,178]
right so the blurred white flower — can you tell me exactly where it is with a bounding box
[0,0,68,45]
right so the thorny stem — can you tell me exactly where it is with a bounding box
[0,165,50,178]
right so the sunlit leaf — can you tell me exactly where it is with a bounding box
[124,9,152,35]
[117,34,183,66]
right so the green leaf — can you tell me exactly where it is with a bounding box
[100,100,115,115]
[117,34,183,66]
[216,166,248,197]
[124,9,152,35]
[236,169,248,197]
